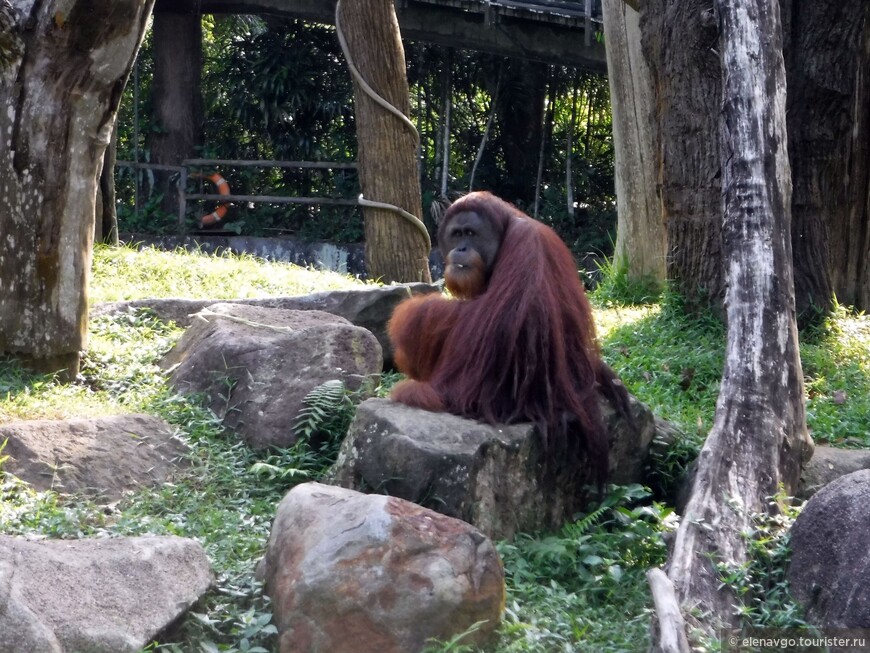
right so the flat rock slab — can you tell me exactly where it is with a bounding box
[92,283,440,367]
[0,535,213,653]
[0,414,188,499]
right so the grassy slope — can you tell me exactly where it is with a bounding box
[0,245,867,652]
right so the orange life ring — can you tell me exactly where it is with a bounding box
[194,172,231,226]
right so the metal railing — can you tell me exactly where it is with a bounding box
[115,159,359,233]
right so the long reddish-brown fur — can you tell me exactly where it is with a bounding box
[388,192,628,485]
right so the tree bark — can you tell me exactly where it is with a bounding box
[641,0,724,311]
[657,0,813,643]
[636,0,869,316]
[150,3,203,220]
[784,0,870,315]
[338,0,431,283]
[0,0,153,377]
[495,59,548,206]
[603,0,665,289]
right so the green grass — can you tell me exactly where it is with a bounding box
[0,247,868,652]
[800,302,870,447]
[592,290,870,498]
[90,243,366,304]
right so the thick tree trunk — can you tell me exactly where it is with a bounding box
[495,59,548,206]
[0,0,153,377]
[641,0,724,310]
[603,0,665,290]
[337,0,431,283]
[784,0,870,315]
[656,0,813,643]
[637,0,869,316]
[149,4,203,220]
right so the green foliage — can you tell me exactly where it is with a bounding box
[0,474,112,538]
[294,380,348,436]
[799,302,870,447]
[595,293,870,502]
[90,243,365,304]
[493,485,673,652]
[715,490,812,632]
[595,292,726,500]
[537,189,618,261]
[115,188,179,236]
[422,622,488,653]
[116,20,617,250]
[290,377,374,469]
[592,257,665,307]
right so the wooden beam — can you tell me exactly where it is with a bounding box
[195,0,607,71]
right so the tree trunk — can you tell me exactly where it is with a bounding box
[641,0,724,311]
[97,122,120,245]
[533,70,554,219]
[566,81,577,218]
[603,0,665,290]
[637,0,869,316]
[469,70,499,193]
[337,0,431,283]
[656,0,813,643]
[784,0,870,316]
[495,59,547,206]
[0,0,153,377]
[149,3,203,220]
[440,54,451,198]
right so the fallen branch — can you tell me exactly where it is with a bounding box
[647,568,690,653]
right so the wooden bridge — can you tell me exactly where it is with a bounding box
[193,0,606,70]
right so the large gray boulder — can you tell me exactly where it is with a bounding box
[0,414,188,499]
[0,535,213,653]
[259,482,504,653]
[161,303,382,449]
[799,445,870,499]
[788,470,870,631]
[328,394,655,540]
[93,283,439,367]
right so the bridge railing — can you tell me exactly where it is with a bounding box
[115,159,359,233]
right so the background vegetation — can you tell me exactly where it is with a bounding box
[114,17,617,258]
[2,248,868,651]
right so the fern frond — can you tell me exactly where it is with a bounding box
[574,504,610,535]
[293,380,347,440]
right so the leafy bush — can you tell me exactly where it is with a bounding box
[494,485,673,652]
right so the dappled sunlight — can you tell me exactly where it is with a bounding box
[0,371,121,423]
[593,303,661,340]
[801,307,870,446]
[90,244,368,305]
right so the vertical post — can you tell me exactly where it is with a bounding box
[177,165,188,234]
[585,0,592,47]
[440,50,452,198]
